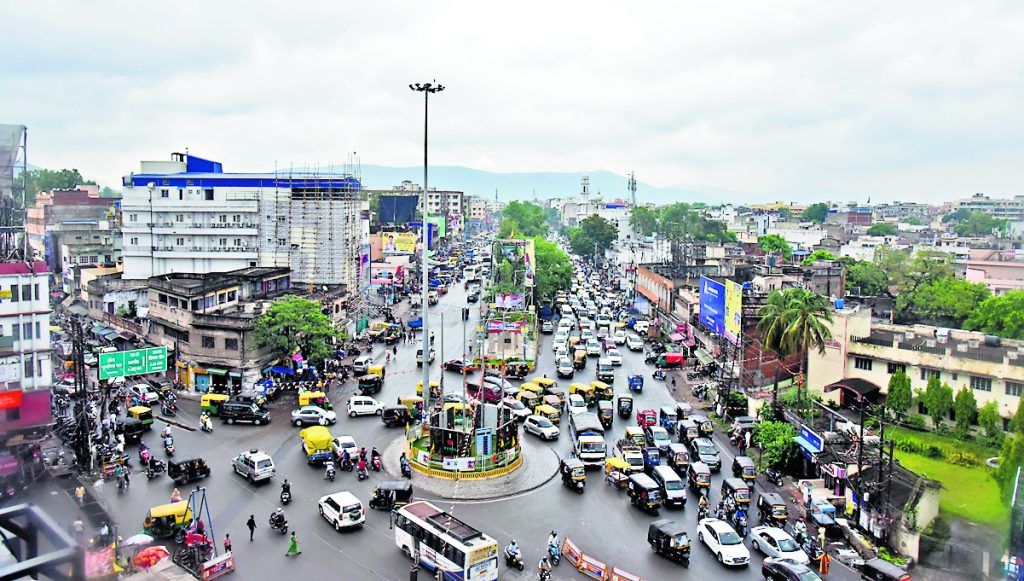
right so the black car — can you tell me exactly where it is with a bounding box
[444,358,477,373]
[762,557,821,581]
[690,437,721,471]
[219,402,271,425]
[467,292,479,303]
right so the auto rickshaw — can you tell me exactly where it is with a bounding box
[636,408,656,428]
[298,391,333,410]
[686,461,711,494]
[569,383,595,406]
[167,457,211,485]
[127,406,154,428]
[676,402,692,421]
[369,481,413,511]
[143,500,193,541]
[656,352,684,369]
[624,426,646,448]
[666,443,690,475]
[381,405,413,428]
[627,374,644,393]
[541,395,563,414]
[691,413,714,437]
[642,447,661,472]
[573,349,587,370]
[520,382,543,398]
[367,364,385,379]
[604,457,630,490]
[589,380,613,401]
[416,380,441,399]
[721,477,752,510]
[756,492,789,527]
[648,519,691,566]
[518,390,542,412]
[115,417,147,443]
[627,473,663,514]
[732,455,757,482]
[546,387,566,409]
[397,395,424,420]
[659,406,678,434]
[531,377,557,393]
[617,395,633,419]
[534,404,561,425]
[678,419,700,445]
[357,374,383,395]
[506,361,530,379]
[200,393,229,415]
[560,457,586,493]
[597,400,614,430]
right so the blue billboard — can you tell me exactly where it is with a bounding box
[699,276,726,335]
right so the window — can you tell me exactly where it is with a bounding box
[225,338,238,350]
[952,373,958,381]
[176,238,185,246]
[23,358,33,378]
[22,322,32,340]
[970,376,993,392]
[233,214,241,222]
[218,292,227,304]
[176,214,184,222]
[21,285,30,301]
[12,324,19,341]
[227,290,237,302]
[1007,382,1024,397]
[34,284,39,301]
[158,293,168,304]
[161,188,169,198]
[920,368,940,381]
[8,284,16,302]
[130,237,138,245]
[233,238,242,246]
[887,363,906,374]
[277,238,286,245]
[202,336,215,349]
[35,322,40,339]
[855,357,873,371]
[219,238,227,246]
[219,214,227,223]
[205,189,215,201]
[129,213,137,222]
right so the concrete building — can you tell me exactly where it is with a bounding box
[146,267,291,392]
[0,261,53,438]
[955,193,1024,222]
[965,248,1024,294]
[808,304,1024,424]
[122,152,365,290]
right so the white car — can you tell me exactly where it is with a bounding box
[567,394,587,415]
[503,398,531,420]
[586,338,601,356]
[332,436,357,460]
[555,345,569,361]
[749,526,808,564]
[523,415,560,440]
[626,335,644,352]
[557,357,575,378]
[697,518,750,567]
[552,336,568,353]
[580,329,595,342]
[347,395,383,417]
[128,383,160,405]
[232,449,276,482]
[352,356,373,374]
[606,348,623,366]
[318,490,365,531]
[613,329,627,344]
[291,406,337,426]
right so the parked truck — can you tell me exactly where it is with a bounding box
[569,412,607,469]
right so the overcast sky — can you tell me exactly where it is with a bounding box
[2,1,1022,203]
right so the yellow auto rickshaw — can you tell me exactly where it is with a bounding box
[589,380,614,401]
[535,404,561,425]
[367,364,385,379]
[416,380,441,398]
[396,395,423,420]
[520,382,543,397]
[518,390,542,411]
[127,406,154,428]
[569,383,595,405]
[542,394,563,414]
[624,426,646,447]
[573,349,588,370]
[143,500,193,541]
[531,377,558,394]
[200,393,229,415]
[298,391,333,410]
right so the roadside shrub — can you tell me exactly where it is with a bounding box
[877,547,908,566]
[904,415,927,431]
[935,423,954,437]
[978,433,1006,451]
[925,444,944,459]
[947,451,981,467]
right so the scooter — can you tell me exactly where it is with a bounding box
[146,459,166,479]
[548,542,560,566]
[357,467,369,481]
[504,548,524,571]
[325,466,336,482]
[764,468,784,487]
[200,416,213,433]
[280,489,291,505]
[652,369,667,381]
[164,438,174,457]
[371,456,382,472]
[400,462,412,479]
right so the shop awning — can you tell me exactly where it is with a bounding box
[205,368,228,375]
[265,365,294,376]
[694,348,714,366]
[823,378,880,399]
[668,333,685,343]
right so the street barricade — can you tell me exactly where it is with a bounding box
[562,537,644,581]
[562,537,583,568]
[579,554,608,580]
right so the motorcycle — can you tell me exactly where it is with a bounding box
[764,468,784,487]
[164,438,174,457]
[269,515,289,534]
[161,401,176,417]
[325,466,336,482]
[504,548,524,571]
[139,446,150,465]
[539,571,552,581]
[548,542,560,566]
[371,456,382,472]
[652,369,667,381]
[146,459,166,479]
[802,537,824,564]
[200,416,213,433]
[357,467,369,481]
[400,461,412,479]
[280,489,292,505]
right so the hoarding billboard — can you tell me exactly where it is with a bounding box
[492,239,536,288]
[724,280,743,346]
[699,276,725,335]
[378,195,418,225]
[382,231,420,255]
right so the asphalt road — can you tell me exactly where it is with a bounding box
[95,280,853,580]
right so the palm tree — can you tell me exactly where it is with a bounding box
[757,287,834,402]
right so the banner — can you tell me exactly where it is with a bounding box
[699,276,726,335]
[487,320,523,333]
[379,195,418,224]
[724,280,742,346]
[492,239,536,287]
[495,293,525,309]
[382,231,419,255]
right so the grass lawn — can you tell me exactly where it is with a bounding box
[895,450,1009,529]
[889,426,1000,460]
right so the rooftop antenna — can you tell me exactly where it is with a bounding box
[628,171,637,206]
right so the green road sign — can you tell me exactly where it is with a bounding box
[99,346,168,380]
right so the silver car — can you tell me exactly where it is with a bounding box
[291,405,337,426]
[232,449,276,483]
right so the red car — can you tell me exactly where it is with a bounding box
[443,358,480,373]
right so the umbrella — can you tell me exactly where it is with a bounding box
[122,533,154,547]
[132,545,170,569]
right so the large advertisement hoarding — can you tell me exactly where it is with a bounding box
[378,195,418,225]
[492,239,536,288]
[724,280,743,346]
[699,276,726,335]
[382,231,420,255]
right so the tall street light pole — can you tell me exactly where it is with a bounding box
[410,81,444,412]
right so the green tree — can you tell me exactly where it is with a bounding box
[1012,401,1024,435]
[752,420,797,469]
[777,207,792,220]
[955,212,1006,237]
[569,214,618,259]
[252,296,339,368]
[845,259,889,296]
[25,168,95,207]
[757,234,792,260]
[978,401,1002,438]
[801,249,835,266]
[904,216,922,226]
[953,386,977,438]
[499,201,548,237]
[757,288,834,399]
[629,206,660,236]
[896,277,989,327]
[921,376,954,429]
[498,220,520,239]
[531,237,572,303]
[867,223,899,236]
[996,434,1024,501]
[802,203,830,223]
[942,208,972,223]
[885,370,913,420]
[657,202,735,242]
[965,291,1024,339]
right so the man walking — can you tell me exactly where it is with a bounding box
[246,515,256,541]
[74,485,86,506]
[71,518,85,542]
[223,533,232,553]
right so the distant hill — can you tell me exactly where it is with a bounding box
[357,164,708,204]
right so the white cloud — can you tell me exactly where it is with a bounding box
[1,0,1022,202]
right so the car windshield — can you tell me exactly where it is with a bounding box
[654,433,670,441]
[581,442,605,453]
[718,530,741,545]
[535,418,553,428]
[697,445,717,456]
[508,400,525,410]
[665,480,684,490]
[777,538,800,552]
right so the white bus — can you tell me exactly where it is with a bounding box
[394,501,499,581]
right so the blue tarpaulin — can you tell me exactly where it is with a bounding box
[267,365,294,376]
[408,318,423,329]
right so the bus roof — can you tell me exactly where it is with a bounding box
[404,501,483,544]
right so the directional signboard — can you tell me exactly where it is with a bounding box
[99,346,168,380]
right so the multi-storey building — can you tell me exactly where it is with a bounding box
[956,193,1024,222]
[121,152,365,290]
[0,261,53,442]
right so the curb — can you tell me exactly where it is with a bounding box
[417,447,562,502]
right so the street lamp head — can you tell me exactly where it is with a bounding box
[410,81,445,93]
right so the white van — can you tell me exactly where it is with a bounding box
[318,490,365,530]
[634,320,650,335]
